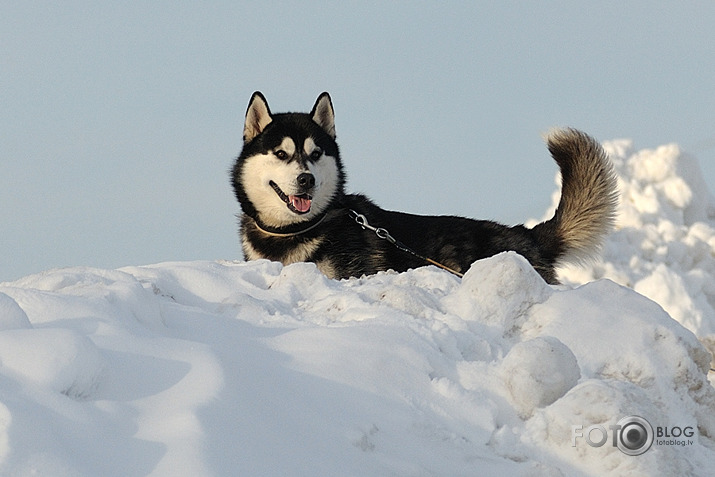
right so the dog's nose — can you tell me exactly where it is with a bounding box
[297,172,315,190]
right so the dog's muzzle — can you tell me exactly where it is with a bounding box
[269,175,314,214]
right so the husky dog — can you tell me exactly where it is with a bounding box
[231,92,618,283]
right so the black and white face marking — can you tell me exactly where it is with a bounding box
[241,136,340,227]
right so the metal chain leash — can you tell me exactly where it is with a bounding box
[348,209,464,278]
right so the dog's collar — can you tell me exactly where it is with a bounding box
[252,213,330,237]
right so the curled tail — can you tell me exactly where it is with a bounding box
[532,128,619,267]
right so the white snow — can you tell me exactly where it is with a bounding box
[1,139,715,476]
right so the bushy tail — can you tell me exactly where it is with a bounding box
[532,128,619,266]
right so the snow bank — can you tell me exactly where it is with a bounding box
[0,254,713,476]
[0,139,714,476]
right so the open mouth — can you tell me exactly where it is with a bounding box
[269,181,312,214]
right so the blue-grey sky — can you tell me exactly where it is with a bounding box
[3,1,714,281]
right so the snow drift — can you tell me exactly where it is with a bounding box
[1,139,714,476]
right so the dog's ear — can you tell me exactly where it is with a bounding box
[310,92,335,139]
[244,92,272,142]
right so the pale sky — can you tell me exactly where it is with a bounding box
[3,1,714,281]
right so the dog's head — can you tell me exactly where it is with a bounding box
[232,92,345,229]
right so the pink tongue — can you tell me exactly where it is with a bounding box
[290,195,312,213]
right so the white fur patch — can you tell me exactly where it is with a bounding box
[241,234,260,261]
[306,152,339,215]
[303,138,318,156]
[241,152,303,227]
[276,137,296,157]
[282,237,324,264]
[315,258,337,279]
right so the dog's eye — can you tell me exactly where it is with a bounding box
[274,150,288,160]
[310,149,322,160]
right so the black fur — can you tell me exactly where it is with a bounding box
[232,93,618,284]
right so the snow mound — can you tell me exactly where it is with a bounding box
[0,293,31,330]
[501,336,580,419]
[1,251,714,476]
